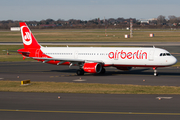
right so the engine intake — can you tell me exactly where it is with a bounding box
[83,63,102,73]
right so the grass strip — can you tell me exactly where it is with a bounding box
[1,29,180,42]
[1,81,180,94]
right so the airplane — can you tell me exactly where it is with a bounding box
[17,22,177,76]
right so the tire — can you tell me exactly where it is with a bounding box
[76,69,84,76]
[154,73,158,76]
[100,67,106,74]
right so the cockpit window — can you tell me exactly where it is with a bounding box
[160,53,171,56]
[166,53,171,56]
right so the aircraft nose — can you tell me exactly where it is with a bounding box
[171,56,177,65]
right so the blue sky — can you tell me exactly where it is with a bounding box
[0,0,180,21]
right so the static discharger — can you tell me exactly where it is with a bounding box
[21,80,31,86]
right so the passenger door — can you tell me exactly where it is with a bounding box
[149,50,154,61]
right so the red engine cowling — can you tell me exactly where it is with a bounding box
[116,67,132,71]
[83,63,102,73]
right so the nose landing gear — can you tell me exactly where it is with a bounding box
[153,67,158,76]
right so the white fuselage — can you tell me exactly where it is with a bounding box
[41,47,177,67]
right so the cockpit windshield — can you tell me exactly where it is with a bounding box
[160,53,171,56]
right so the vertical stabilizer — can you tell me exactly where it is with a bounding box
[19,22,41,49]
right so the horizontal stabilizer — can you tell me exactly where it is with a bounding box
[17,51,30,57]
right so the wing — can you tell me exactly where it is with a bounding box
[32,57,103,64]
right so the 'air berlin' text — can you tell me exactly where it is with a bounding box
[108,50,147,59]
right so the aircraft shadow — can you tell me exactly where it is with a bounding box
[44,68,180,77]
[49,69,77,73]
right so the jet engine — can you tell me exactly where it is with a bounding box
[83,63,102,73]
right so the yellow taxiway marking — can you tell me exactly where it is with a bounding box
[0,109,180,116]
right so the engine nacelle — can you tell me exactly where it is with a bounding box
[83,63,102,73]
[116,67,132,71]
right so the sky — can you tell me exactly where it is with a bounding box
[0,0,180,21]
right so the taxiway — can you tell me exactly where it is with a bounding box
[1,92,180,120]
[0,62,180,86]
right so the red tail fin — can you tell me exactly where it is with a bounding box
[20,22,41,49]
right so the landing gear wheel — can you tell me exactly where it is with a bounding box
[76,69,84,76]
[100,67,106,74]
[154,72,158,76]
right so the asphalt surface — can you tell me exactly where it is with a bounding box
[0,44,180,120]
[1,92,180,120]
[0,62,180,120]
[0,62,180,86]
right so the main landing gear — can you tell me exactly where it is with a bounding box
[76,69,84,76]
[100,67,106,74]
[153,67,158,76]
